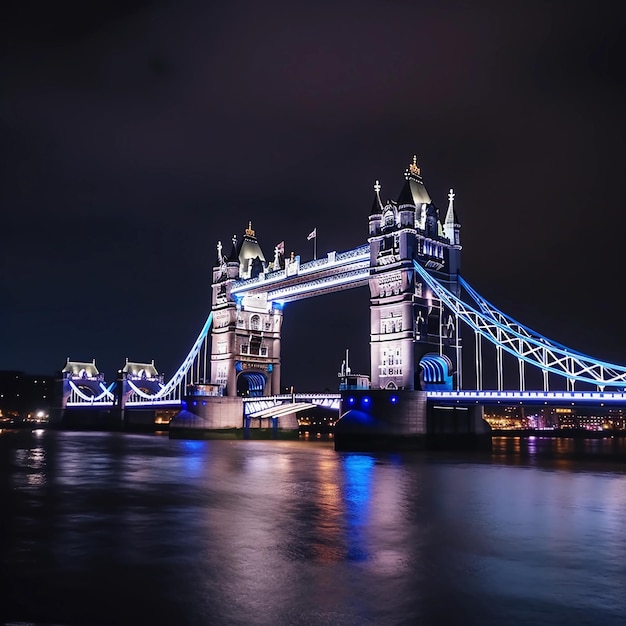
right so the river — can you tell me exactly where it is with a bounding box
[1,428,625,625]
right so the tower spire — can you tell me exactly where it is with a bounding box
[228,234,239,263]
[370,180,383,215]
[443,188,461,246]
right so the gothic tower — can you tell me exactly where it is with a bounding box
[368,157,462,391]
[210,223,283,397]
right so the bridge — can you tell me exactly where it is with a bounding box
[52,156,626,447]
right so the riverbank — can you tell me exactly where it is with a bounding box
[491,428,626,438]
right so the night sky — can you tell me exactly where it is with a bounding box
[2,1,625,392]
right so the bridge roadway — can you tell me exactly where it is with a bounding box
[243,389,626,418]
[67,389,626,414]
[428,390,626,407]
[243,393,342,418]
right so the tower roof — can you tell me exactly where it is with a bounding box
[121,359,159,378]
[397,155,432,206]
[61,359,100,377]
[238,221,266,265]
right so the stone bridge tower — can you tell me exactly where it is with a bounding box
[368,157,462,391]
[210,223,283,397]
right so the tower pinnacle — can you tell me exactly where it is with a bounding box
[370,179,383,217]
[443,188,461,246]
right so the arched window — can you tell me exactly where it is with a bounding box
[250,315,261,331]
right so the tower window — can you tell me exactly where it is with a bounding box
[250,315,261,331]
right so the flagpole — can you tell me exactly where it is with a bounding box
[307,227,317,259]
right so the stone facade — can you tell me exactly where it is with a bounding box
[210,224,283,397]
[368,157,462,391]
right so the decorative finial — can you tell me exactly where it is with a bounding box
[217,240,223,263]
[409,155,421,176]
[374,180,381,194]
[245,221,255,237]
[448,189,455,204]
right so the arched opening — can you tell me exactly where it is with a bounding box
[250,314,261,331]
[237,371,266,397]
[418,353,454,391]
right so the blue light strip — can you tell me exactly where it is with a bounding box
[68,380,114,402]
[427,390,626,403]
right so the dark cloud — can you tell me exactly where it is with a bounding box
[1,0,625,389]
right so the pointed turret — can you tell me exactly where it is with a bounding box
[397,160,417,229]
[369,180,383,237]
[370,180,383,216]
[225,233,240,279]
[228,234,239,263]
[443,188,461,246]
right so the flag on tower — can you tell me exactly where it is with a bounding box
[275,241,285,255]
[307,228,316,241]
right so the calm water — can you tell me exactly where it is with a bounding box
[1,429,626,626]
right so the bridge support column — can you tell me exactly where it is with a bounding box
[169,395,244,439]
[426,402,492,450]
[335,390,492,451]
[335,389,428,451]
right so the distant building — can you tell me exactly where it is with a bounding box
[0,370,54,421]
[484,404,625,432]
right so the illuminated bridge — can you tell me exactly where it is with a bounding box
[55,156,626,443]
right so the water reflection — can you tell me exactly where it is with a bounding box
[496,435,626,470]
[13,444,47,489]
[342,454,374,562]
[1,430,626,625]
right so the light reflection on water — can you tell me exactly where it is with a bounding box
[1,429,626,625]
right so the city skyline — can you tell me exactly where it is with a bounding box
[2,1,625,391]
